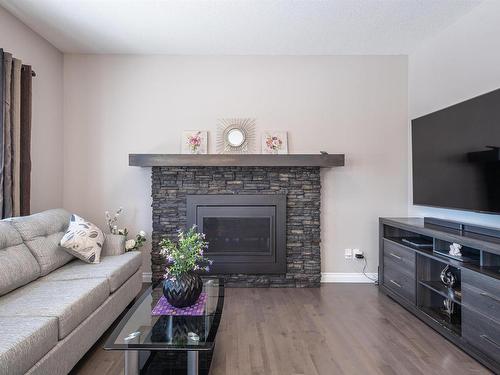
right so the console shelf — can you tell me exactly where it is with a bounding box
[420,306,462,336]
[418,280,462,305]
[379,217,500,373]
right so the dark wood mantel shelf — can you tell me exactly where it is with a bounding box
[129,153,345,168]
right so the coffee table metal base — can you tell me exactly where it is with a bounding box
[187,351,199,375]
[124,331,141,375]
[125,350,139,375]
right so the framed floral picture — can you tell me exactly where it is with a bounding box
[262,131,288,154]
[182,131,208,154]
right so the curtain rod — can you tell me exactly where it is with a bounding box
[1,50,36,77]
[21,65,36,77]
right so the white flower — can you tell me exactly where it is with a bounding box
[139,230,146,238]
[125,239,136,250]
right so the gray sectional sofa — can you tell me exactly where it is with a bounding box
[0,209,143,375]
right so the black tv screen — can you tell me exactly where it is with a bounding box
[412,88,500,214]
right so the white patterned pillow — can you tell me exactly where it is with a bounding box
[59,214,104,264]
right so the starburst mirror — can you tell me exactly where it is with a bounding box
[217,118,256,154]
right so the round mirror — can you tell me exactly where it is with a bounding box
[226,128,245,147]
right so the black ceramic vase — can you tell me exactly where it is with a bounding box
[163,272,203,308]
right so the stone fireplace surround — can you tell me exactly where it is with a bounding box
[151,166,321,287]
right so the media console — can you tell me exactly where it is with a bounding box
[379,217,500,373]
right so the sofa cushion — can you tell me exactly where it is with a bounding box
[59,214,104,264]
[0,221,41,296]
[43,251,142,293]
[0,278,110,340]
[9,209,74,275]
[0,316,58,375]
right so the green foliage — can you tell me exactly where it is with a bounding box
[159,226,212,277]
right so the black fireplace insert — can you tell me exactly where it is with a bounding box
[186,194,286,274]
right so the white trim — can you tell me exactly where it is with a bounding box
[321,272,378,283]
[142,272,152,283]
[144,272,377,284]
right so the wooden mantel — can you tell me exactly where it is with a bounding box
[129,153,345,168]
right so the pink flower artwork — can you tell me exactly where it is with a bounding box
[262,131,288,154]
[182,131,207,154]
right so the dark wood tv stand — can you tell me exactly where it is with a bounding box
[379,217,500,373]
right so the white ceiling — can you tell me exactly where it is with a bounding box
[0,0,482,55]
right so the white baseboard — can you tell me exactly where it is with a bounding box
[142,272,152,283]
[143,271,376,284]
[321,272,378,283]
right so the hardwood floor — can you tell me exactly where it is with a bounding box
[71,284,491,375]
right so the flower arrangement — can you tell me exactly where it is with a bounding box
[105,207,147,252]
[105,207,124,235]
[159,226,212,278]
[125,231,147,251]
[187,131,202,153]
[265,135,283,153]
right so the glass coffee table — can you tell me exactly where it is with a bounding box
[105,277,224,375]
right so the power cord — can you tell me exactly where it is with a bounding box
[361,256,379,285]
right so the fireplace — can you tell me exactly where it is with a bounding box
[186,195,286,274]
[150,165,323,287]
[132,153,344,287]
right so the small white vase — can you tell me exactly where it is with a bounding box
[102,234,126,256]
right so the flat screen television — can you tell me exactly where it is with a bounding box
[412,88,500,214]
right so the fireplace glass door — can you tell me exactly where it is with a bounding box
[199,207,274,256]
[187,195,286,274]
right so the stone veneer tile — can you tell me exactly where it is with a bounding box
[151,166,321,287]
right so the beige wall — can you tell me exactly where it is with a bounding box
[63,55,408,275]
[408,1,500,228]
[0,6,64,212]
[7,0,498,275]
[0,6,411,277]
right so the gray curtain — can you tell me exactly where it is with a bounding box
[1,49,32,218]
[20,64,32,216]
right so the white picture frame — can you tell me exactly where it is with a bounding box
[181,130,208,154]
[262,131,288,154]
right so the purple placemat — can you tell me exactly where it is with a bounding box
[152,292,207,316]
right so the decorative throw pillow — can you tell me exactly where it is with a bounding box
[59,214,104,264]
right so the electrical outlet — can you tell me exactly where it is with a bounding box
[344,248,353,260]
[353,248,364,259]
